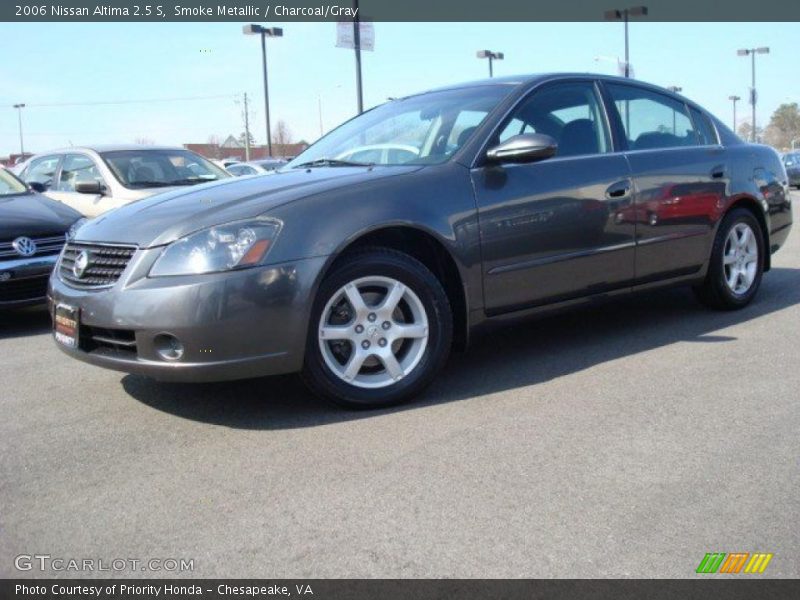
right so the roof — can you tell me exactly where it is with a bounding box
[40,144,186,154]
[414,72,683,98]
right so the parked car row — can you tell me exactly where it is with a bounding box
[14,145,230,217]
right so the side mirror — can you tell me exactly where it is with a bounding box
[75,180,103,194]
[28,181,46,193]
[486,133,558,164]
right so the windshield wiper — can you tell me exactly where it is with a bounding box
[165,178,217,186]
[293,158,373,169]
[127,181,175,188]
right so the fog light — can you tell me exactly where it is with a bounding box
[154,333,184,361]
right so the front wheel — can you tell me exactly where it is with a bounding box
[302,248,452,409]
[694,208,764,310]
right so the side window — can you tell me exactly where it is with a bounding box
[607,84,699,150]
[23,155,60,190]
[497,82,611,157]
[57,154,104,192]
[690,107,718,146]
[446,110,487,153]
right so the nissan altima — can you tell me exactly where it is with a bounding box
[49,74,793,408]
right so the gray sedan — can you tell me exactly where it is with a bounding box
[48,73,792,408]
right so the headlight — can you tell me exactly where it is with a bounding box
[149,217,282,277]
[67,218,88,241]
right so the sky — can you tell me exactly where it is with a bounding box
[0,21,798,157]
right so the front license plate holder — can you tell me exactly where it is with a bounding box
[54,303,80,349]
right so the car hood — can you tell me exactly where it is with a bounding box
[75,166,421,248]
[0,192,82,239]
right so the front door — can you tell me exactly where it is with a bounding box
[48,153,110,217]
[472,80,636,315]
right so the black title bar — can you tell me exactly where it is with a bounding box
[3,0,800,22]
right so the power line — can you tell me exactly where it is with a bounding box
[9,94,237,109]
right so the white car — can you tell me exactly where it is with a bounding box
[16,145,229,217]
[335,143,420,164]
[226,159,288,176]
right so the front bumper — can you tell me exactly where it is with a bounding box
[48,248,328,382]
[1,254,58,308]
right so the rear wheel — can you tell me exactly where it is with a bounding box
[302,248,452,409]
[694,208,764,310]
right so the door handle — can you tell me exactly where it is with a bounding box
[711,165,726,179]
[606,180,631,199]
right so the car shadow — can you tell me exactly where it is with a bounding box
[123,267,800,430]
[0,305,51,339]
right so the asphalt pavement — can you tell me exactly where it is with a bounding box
[1,195,798,578]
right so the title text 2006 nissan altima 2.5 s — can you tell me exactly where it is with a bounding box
[49,74,793,408]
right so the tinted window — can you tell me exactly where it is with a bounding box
[56,154,104,192]
[228,165,257,176]
[287,86,512,167]
[690,108,717,146]
[100,149,227,188]
[607,84,698,150]
[498,82,610,157]
[24,155,60,190]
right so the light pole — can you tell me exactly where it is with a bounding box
[603,6,648,78]
[728,95,741,133]
[12,103,25,157]
[243,24,283,157]
[476,50,504,78]
[737,46,769,142]
[667,87,682,133]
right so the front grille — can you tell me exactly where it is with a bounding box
[0,233,66,259]
[81,325,137,356]
[59,243,137,289]
[0,275,49,303]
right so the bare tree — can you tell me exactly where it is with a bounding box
[272,120,293,155]
[134,136,155,145]
[206,135,223,159]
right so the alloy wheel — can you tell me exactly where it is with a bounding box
[722,222,759,295]
[318,276,429,389]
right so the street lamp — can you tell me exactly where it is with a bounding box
[243,24,283,157]
[728,95,741,133]
[12,103,25,157]
[603,6,648,78]
[667,87,682,133]
[736,46,769,142]
[476,50,504,78]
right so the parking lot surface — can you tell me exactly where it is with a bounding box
[1,196,798,579]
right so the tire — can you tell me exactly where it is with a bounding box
[693,208,765,310]
[302,247,452,409]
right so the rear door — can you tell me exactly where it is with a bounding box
[472,80,636,315]
[603,83,727,284]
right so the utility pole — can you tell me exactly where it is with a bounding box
[353,0,364,113]
[243,92,251,161]
[13,103,25,157]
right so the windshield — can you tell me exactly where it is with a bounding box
[287,85,513,168]
[0,168,28,196]
[784,153,800,166]
[100,149,228,188]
